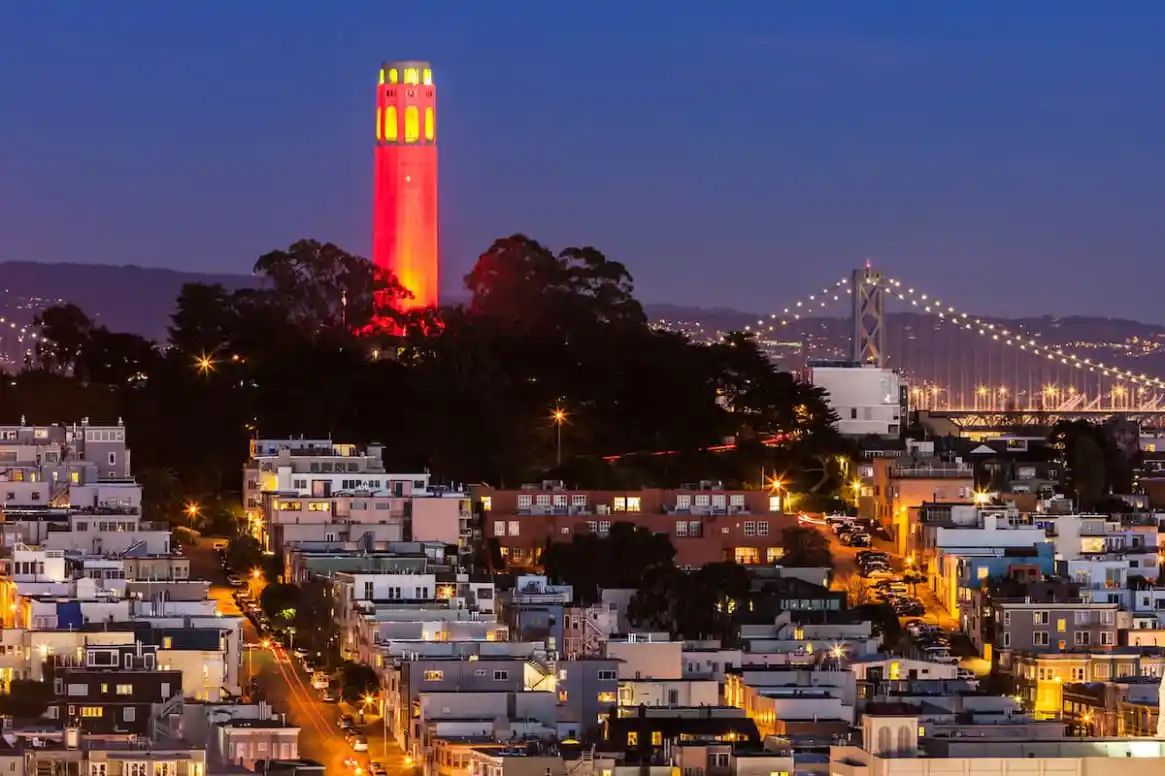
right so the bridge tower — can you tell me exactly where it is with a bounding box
[851,264,885,366]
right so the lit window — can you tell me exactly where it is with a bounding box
[597,691,616,703]
[481,496,492,511]
[307,502,330,512]
[423,68,432,85]
[423,670,444,681]
[404,68,419,85]
[612,497,626,512]
[384,106,397,141]
[1057,618,1066,633]
[388,68,399,84]
[70,471,80,484]
[627,732,638,746]
[116,684,132,695]
[424,107,435,141]
[404,106,419,143]
[626,496,641,513]
[376,108,382,141]
[651,731,662,746]
[977,567,989,580]
[81,706,103,718]
[889,661,901,680]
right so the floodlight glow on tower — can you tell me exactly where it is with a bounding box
[373,61,439,314]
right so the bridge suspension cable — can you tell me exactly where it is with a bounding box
[883,276,1165,392]
[744,276,852,335]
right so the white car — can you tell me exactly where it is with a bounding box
[351,735,369,752]
[797,513,827,526]
[310,672,330,690]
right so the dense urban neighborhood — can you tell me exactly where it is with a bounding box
[4,8,1165,775]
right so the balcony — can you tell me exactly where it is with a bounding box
[892,463,973,479]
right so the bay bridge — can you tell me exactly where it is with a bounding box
[745,265,1165,432]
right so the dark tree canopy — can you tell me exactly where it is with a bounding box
[12,234,849,498]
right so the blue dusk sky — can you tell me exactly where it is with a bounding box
[1,2,1162,319]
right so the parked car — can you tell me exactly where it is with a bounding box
[293,647,309,661]
[320,688,337,703]
[797,513,827,526]
[904,619,928,637]
[311,672,330,691]
[369,764,388,776]
[351,735,369,753]
[857,550,889,562]
[955,667,977,681]
[339,715,355,731]
[847,532,872,547]
[227,575,245,587]
[825,514,855,527]
[212,540,228,551]
[893,599,925,616]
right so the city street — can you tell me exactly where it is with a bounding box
[816,521,959,631]
[192,540,409,773]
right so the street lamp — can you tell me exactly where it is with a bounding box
[184,502,201,528]
[551,408,567,466]
[194,352,216,375]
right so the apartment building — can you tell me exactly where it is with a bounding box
[830,713,1165,776]
[993,601,1119,658]
[46,643,182,735]
[1010,650,1165,716]
[868,458,974,555]
[475,483,795,569]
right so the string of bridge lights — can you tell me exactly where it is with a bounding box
[745,272,1164,395]
[743,276,852,334]
[880,276,1165,393]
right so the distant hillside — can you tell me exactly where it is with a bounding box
[0,262,256,340]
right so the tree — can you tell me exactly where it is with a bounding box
[0,679,51,718]
[259,583,302,626]
[838,573,870,606]
[544,522,675,604]
[779,526,833,567]
[225,535,264,577]
[33,304,93,375]
[465,235,644,332]
[336,661,380,704]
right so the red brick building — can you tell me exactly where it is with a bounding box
[472,483,799,569]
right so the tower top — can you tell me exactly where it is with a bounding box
[379,61,433,86]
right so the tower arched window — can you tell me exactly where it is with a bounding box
[404,106,419,143]
[384,106,398,141]
[424,107,435,142]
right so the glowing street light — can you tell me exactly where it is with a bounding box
[194,352,216,375]
[551,407,567,466]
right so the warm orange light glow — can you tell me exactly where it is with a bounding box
[195,353,216,375]
[552,408,567,424]
[184,502,201,519]
[251,568,261,580]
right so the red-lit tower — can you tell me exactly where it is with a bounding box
[373,61,438,313]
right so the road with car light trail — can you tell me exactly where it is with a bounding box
[193,539,412,773]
